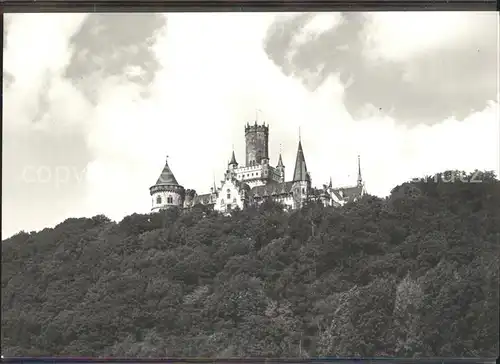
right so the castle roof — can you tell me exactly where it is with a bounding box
[193,193,212,205]
[229,150,238,166]
[155,158,180,186]
[250,181,294,197]
[334,185,364,201]
[292,140,309,182]
[277,153,284,168]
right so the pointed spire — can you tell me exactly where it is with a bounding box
[293,138,308,182]
[277,143,284,168]
[155,156,179,185]
[357,154,363,186]
[229,146,238,166]
[329,176,333,188]
[277,153,284,168]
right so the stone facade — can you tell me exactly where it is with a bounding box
[245,123,269,166]
[149,121,366,213]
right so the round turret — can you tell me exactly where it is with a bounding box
[150,157,185,212]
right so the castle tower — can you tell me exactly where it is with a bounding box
[276,151,285,183]
[356,154,366,196]
[292,135,310,209]
[292,138,308,182]
[149,156,185,212]
[245,121,269,166]
[229,149,238,169]
[357,154,363,187]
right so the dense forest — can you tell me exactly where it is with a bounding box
[2,170,499,358]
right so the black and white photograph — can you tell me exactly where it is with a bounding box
[2,10,499,358]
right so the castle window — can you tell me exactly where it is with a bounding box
[221,199,225,204]
[227,193,231,199]
[167,196,173,204]
[156,196,162,204]
[302,188,305,194]
[233,198,237,203]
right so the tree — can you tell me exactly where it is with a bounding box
[2,170,499,357]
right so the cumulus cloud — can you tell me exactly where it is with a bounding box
[2,13,168,237]
[261,11,499,193]
[2,12,499,239]
[264,12,498,126]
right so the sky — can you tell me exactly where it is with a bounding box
[2,12,499,239]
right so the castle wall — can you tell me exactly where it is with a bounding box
[151,190,184,212]
[214,179,245,213]
[234,165,263,179]
[292,181,309,210]
[233,164,281,187]
[243,180,267,189]
[271,194,294,209]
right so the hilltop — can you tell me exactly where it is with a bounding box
[2,170,499,358]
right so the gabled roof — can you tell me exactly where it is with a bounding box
[193,193,212,205]
[249,181,294,197]
[293,140,308,182]
[330,189,344,204]
[311,187,329,197]
[155,159,180,185]
[334,185,364,201]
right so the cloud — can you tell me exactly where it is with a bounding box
[2,13,168,237]
[2,12,499,239]
[264,12,498,126]
[64,13,166,104]
[2,16,15,90]
[351,100,499,197]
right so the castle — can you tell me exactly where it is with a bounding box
[150,121,365,213]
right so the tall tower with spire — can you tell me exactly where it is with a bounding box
[225,148,239,181]
[291,133,311,209]
[357,154,363,187]
[276,144,285,183]
[356,154,366,197]
[149,156,185,212]
[229,149,238,169]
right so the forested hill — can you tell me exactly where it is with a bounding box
[2,170,499,358]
